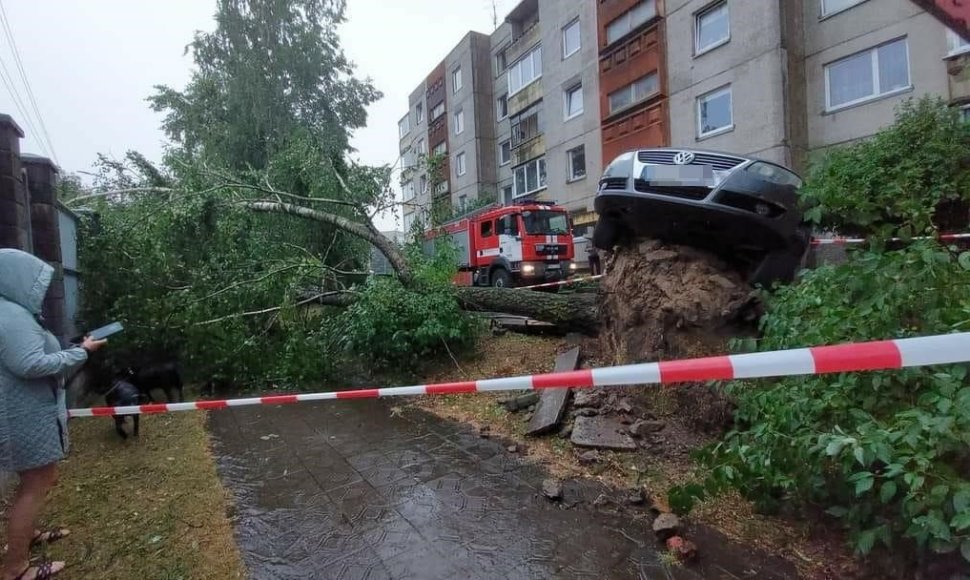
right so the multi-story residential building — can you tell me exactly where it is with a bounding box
[399,0,970,235]
[665,0,970,174]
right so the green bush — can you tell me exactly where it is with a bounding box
[338,242,481,368]
[675,244,970,558]
[801,96,970,239]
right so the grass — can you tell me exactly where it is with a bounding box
[1,412,245,580]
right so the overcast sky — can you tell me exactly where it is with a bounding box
[0,0,518,230]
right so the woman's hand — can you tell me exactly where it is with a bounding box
[80,336,107,353]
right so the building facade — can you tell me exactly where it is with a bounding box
[399,0,970,233]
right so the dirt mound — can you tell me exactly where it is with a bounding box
[599,240,758,433]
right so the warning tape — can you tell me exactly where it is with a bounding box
[810,233,970,246]
[517,274,604,290]
[68,332,970,418]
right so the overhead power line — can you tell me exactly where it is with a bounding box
[0,0,57,164]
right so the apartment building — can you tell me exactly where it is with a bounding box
[665,0,970,173]
[399,0,969,233]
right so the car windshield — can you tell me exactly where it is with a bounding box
[522,210,569,235]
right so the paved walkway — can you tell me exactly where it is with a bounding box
[209,401,794,579]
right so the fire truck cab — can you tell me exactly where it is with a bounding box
[424,201,577,288]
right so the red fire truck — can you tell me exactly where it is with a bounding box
[424,201,577,288]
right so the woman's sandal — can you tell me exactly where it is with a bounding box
[2,528,70,554]
[12,559,65,580]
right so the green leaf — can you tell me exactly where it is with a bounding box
[854,446,866,466]
[825,440,845,457]
[955,490,970,513]
[959,252,970,271]
[880,481,897,504]
[826,506,848,518]
[961,540,970,562]
[855,473,875,496]
[857,529,876,555]
[950,512,970,531]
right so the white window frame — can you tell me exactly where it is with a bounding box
[695,1,730,56]
[454,109,465,135]
[508,45,543,97]
[431,102,445,121]
[824,38,911,113]
[947,28,970,58]
[513,156,547,198]
[567,145,586,182]
[501,185,514,205]
[564,84,584,120]
[417,139,427,156]
[605,1,656,45]
[497,94,509,120]
[607,73,659,115]
[419,175,428,194]
[455,152,467,177]
[415,103,424,123]
[398,115,410,139]
[403,180,415,201]
[432,141,447,156]
[403,212,415,233]
[562,19,581,59]
[696,85,734,138]
[453,67,463,93]
[499,139,512,166]
[820,0,866,18]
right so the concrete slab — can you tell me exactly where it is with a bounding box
[526,347,579,436]
[570,416,637,451]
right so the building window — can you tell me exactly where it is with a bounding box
[947,29,970,57]
[431,102,445,120]
[820,0,866,17]
[513,157,547,198]
[497,94,508,120]
[607,73,658,115]
[403,181,415,201]
[403,212,415,233]
[567,146,586,181]
[695,2,729,55]
[454,109,465,135]
[510,104,540,148]
[501,185,514,205]
[564,84,584,120]
[419,175,428,193]
[417,138,427,157]
[606,1,656,45]
[499,139,512,166]
[458,195,467,211]
[563,19,581,59]
[960,105,970,123]
[432,141,447,156]
[398,114,410,139]
[415,103,424,123]
[697,85,733,137]
[435,181,449,195]
[495,49,508,75]
[453,67,463,93]
[508,45,542,96]
[825,38,910,111]
[455,152,467,177]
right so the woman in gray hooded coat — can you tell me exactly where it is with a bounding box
[0,249,105,579]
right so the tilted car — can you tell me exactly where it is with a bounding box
[592,148,811,286]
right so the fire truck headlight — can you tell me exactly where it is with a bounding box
[522,264,536,274]
[569,262,577,271]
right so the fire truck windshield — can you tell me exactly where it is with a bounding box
[521,210,569,235]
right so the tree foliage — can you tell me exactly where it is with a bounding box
[671,98,970,566]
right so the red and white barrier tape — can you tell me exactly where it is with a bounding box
[811,233,970,246]
[68,332,970,418]
[517,274,604,290]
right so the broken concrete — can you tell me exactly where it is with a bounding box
[542,478,563,500]
[630,420,666,438]
[652,513,681,540]
[499,391,540,412]
[570,416,637,451]
[526,347,579,436]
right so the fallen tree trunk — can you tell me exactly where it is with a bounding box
[456,287,599,334]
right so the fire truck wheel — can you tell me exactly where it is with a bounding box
[490,268,512,288]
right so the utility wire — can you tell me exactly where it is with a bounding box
[0,0,57,164]
[0,53,48,158]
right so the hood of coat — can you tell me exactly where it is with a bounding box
[0,248,52,315]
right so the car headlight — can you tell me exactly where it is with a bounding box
[522,264,536,274]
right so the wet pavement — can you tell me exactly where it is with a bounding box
[209,401,796,580]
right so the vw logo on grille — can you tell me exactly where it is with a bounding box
[672,151,695,165]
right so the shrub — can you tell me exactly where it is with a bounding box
[801,96,970,239]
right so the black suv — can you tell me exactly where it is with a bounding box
[592,148,810,286]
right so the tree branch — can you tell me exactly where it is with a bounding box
[65,187,176,206]
[195,291,356,326]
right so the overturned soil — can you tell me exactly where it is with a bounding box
[598,240,759,433]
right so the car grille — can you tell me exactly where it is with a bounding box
[637,150,746,171]
[600,177,628,190]
[633,179,710,200]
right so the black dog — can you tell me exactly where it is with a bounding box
[104,379,143,439]
[125,361,184,403]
